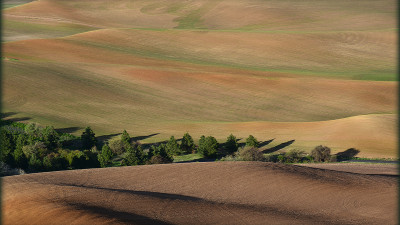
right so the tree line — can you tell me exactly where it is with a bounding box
[0,120,334,175]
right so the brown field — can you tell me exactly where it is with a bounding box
[3,162,398,224]
[2,0,397,158]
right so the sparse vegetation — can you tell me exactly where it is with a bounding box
[311,145,332,162]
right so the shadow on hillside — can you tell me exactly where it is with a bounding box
[259,139,275,148]
[7,117,31,122]
[132,133,160,142]
[56,127,82,134]
[335,148,360,161]
[262,140,295,154]
[98,133,122,144]
[1,112,18,118]
[66,202,173,225]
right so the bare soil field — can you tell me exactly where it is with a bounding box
[3,162,398,224]
[297,163,398,176]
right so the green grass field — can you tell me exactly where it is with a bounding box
[2,0,397,158]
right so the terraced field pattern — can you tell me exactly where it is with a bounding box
[2,0,397,158]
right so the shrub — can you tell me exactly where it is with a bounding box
[311,145,331,162]
[198,136,219,158]
[149,155,171,164]
[245,135,259,148]
[148,144,173,164]
[180,133,195,154]
[109,139,125,155]
[224,134,238,154]
[284,149,306,163]
[237,147,265,161]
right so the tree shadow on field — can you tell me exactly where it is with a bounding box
[55,127,82,134]
[7,117,31,122]
[259,139,275,148]
[1,112,18,118]
[132,133,160,142]
[335,148,360,161]
[97,133,122,144]
[262,140,295,154]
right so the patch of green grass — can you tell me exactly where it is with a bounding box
[173,153,204,162]
[175,0,221,29]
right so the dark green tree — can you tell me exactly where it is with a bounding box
[42,126,60,150]
[180,132,195,154]
[14,133,28,170]
[245,135,259,148]
[98,143,113,168]
[198,136,219,158]
[0,128,16,166]
[224,134,238,154]
[165,136,180,155]
[122,145,145,166]
[81,127,97,150]
[121,130,131,147]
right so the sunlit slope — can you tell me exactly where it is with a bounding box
[3,162,398,225]
[5,29,396,80]
[4,0,395,31]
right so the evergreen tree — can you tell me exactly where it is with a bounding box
[180,132,195,154]
[245,135,259,148]
[81,127,97,150]
[198,136,219,158]
[14,133,28,169]
[165,136,180,155]
[224,134,238,154]
[121,130,131,148]
[98,143,113,168]
[0,128,16,166]
[42,126,60,150]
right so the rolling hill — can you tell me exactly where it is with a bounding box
[2,0,397,157]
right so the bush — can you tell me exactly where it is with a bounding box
[109,139,125,155]
[148,144,173,164]
[198,136,219,158]
[224,134,238,154]
[284,149,306,163]
[311,145,331,162]
[149,155,171,164]
[245,135,259,148]
[237,147,265,161]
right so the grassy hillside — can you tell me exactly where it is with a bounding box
[2,0,397,157]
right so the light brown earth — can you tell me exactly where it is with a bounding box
[2,162,398,225]
[2,0,397,157]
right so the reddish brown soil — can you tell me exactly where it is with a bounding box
[3,162,397,224]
